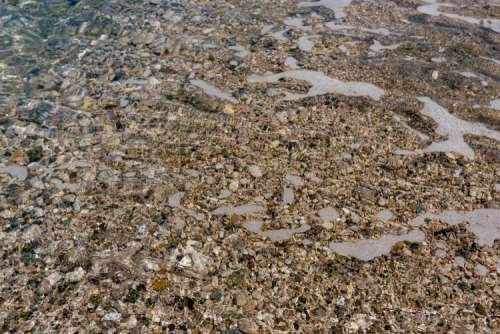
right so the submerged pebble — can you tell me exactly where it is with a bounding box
[376,209,394,222]
[490,99,500,111]
[318,206,339,222]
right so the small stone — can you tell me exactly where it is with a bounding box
[234,291,249,306]
[27,146,43,162]
[359,187,377,203]
[349,213,361,225]
[415,203,426,214]
[248,165,263,178]
[179,255,193,268]
[219,189,232,199]
[206,176,216,185]
[435,249,447,258]
[124,316,137,329]
[475,264,488,276]
[318,206,339,222]
[282,187,295,205]
[229,180,239,192]
[148,77,160,85]
[305,172,322,183]
[168,191,184,208]
[103,312,122,322]
[239,318,258,334]
[143,258,159,272]
[11,149,27,163]
[40,272,62,293]
[22,225,42,244]
[210,290,223,301]
[20,100,52,125]
[0,210,14,219]
[432,70,439,80]
[276,112,288,124]
[82,98,94,110]
[138,223,147,235]
[376,209,394,222]
[174,218,186,230]
[66,267,85,282]
[151,278,169,291]
[223,104,235,115]
[455,256,465,267]
[230,214,241,224]
[285,174,304,187]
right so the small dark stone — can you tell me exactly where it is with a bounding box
[409,242,420,252]
[416,203,426,214]
[228,270,245,287]
[22,252,36,266]
[27,146,43,162]
[272,277,279,288]
[290,272,303,283]
[112,73,125,82]
[20,101,53,125]
[184,297,195,310]
[210,290,222,302]
[27,278,39,290]
[4,219,19,232]
[475,303,487,316]
[124,288,140,303]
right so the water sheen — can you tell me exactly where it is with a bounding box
[0,0,143,104]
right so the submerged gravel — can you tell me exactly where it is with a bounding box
[0,0,499,332]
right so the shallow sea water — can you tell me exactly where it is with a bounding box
[0,0,125,104]
[1,0,500,261]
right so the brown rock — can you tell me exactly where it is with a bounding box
[239,318,259,334]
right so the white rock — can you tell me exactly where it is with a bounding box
[229,180,239,192]
[475,263,489,276]
[124,316,137,329]
[179,255,193,268]
[103,312,122,322]
[285,174,304,187]
[66,267,85,282]
[143,258,159,272]
[168,191,184,208]
[318,206,339,222]
[248,165,263,178]
[22,225,42,244]
[40,272,62,293]
[282,187,295,205]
